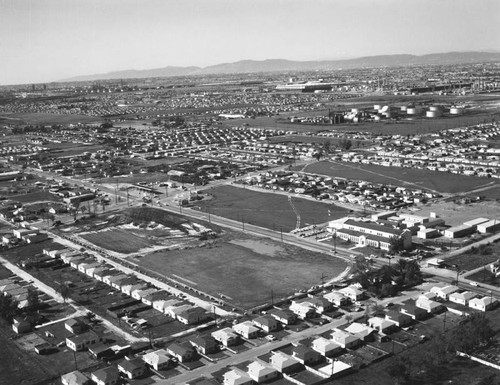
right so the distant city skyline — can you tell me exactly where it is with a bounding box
[1,0,499,85]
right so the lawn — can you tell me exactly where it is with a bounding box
[134,236,347,309]
[195,185,349,232]
[80,228,157,254]
[301,160,499,194]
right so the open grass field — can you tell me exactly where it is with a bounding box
[300,160,499,194]
[9,190,60,203]
[195,185,349,231]
[445,246,500,272]
[80,227,157,253]
[134,236,347,309]
[0,112,101,125]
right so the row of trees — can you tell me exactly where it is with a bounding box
[388,312,496,384]
[353,256,423,298]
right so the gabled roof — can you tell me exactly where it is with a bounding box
[92,366,119,382]
[61,370,89,385]
[168,342,195,357]
[118,357,146,373]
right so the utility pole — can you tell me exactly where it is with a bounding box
[271,290,274,306]
[280,226,283,243]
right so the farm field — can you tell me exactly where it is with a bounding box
[194,185,349,231]
[80,227,158,253]
[133,235,348,309]
[9,190,60,203]
[300,160,499,194]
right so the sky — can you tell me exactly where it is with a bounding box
[0,0,499,85]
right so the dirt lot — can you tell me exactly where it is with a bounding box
[301,160,499,194]
[80,227,160,254]
[132,233,348,309]
[194,185,349,232]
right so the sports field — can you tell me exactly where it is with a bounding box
[301,160,499,194]
[134,237,348,309]
[196,185,349,231]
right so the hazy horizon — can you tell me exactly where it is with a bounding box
[1,0,499,86]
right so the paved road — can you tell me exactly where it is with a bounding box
[157,317,349,385]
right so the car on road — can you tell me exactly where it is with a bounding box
[470,281,479,287]
[266,335,276,341]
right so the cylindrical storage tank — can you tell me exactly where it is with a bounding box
[374,104,381,111]
[426,110,442,118]
[407,107,417,115]
[400,105,408,111]
[450,107,463,115]
[374,115,381,121]
[429,106,441,112]
[351,108,359,114]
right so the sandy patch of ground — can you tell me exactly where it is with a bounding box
[230,239,285,257]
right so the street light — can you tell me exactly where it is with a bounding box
[453,264,460,284]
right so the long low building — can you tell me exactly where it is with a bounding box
[329,218,412,251]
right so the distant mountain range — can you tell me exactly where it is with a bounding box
[60,51,500,82]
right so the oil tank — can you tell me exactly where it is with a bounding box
[426,110,442,118]
[449,107,463,115]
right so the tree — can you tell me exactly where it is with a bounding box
[448,312,495,354]
[57,282,71,303]
[26,288,40,314]
[0,295,18,323]
[322,140,332,155]
[389,235,405,254]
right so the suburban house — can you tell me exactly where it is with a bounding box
[65,318,87,335]
[385,311,413,328]
[289,300,315,319]
[339,286,365,302]
[269,351,303,373]
[117,357,147,379]
[12,317,31,334]
[233,321,260,339]
[131,287,158,301]
[449,291,476,306]
[267,308,297,325]
[307,297,334,313]
[222,368,253,385]
[323,291,348,306]
[252,315,279,333]
[430,285,460,300]
[331,329,362,349]
[189,335,218,355]
[61,370,90,385]
[142,349,172,371]
[312,337,343,357]
[91,366,120,385]
[177,306,208,325]
[247,361,279,383]
[469,296,498,312]
[212,328,239,346]
[292,344,322,365]
[416,297,445,313]
[400,304,428,320]
[368,317,398,334]
[66,330,103,352]
[153,298,181,313]
[121,281,147,296]
[343,322,377,341]
[167,342,196,362]
[165,304,193,319]
[142,290,170,306]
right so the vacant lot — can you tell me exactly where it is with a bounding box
[301,160,499,194]
[195,185,349,231]
[446,244,500,272]
[80,228,158,253]
[134,235,347,309]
